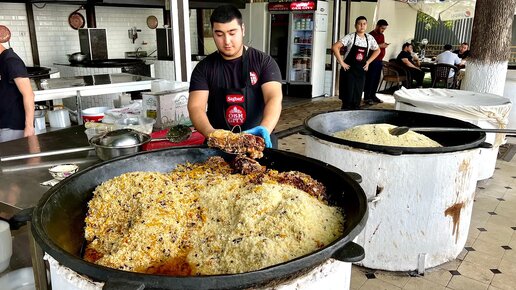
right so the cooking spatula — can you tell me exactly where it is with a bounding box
[389,126,516,137]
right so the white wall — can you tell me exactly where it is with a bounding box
[1,2,163,67]
[376,0,418,60]
[0,3,33,66]
[33,4,83,67]
[96,6,162,59]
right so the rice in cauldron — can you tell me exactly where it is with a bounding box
[83,157,344,275]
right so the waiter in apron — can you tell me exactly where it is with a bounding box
[332,16,380,110]
[188,5,282,148]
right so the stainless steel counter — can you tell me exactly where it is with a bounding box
[0,126,101,287]
[0,126,100,212]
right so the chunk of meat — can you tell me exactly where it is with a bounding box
[230,155,265,175]
[272,171,327,201]
[207,130,265,159]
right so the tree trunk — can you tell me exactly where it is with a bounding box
[461,0,516,95]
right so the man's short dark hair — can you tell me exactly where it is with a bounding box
[355,16,367,25]
[377,19,388,26]
[210,4,243,27]
[444,44,452,50]
[402,42,412,50]
[461,42,469,46]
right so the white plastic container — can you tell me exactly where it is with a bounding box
[394,88,512,180]
[48,109,71,128]
[0,267,35,290]
[114,116,155,134]
[0,220,12,273]
[34,116,46,132]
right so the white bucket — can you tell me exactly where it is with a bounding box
[34,116,46,132]
[0,220,12,273]
[48,110,71,128]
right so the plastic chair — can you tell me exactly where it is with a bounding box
[432,63,459,89]
[378,61,408,91]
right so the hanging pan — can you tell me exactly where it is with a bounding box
[0,25,12,44]
[68,7,85,30]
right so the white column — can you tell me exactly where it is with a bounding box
[170,0,192,82]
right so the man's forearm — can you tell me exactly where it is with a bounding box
[260,97,282,133]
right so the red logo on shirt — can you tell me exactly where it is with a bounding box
[226,105,246,126]
[249,71,258,85]
[226,94,245,103]
[356,48,365,61]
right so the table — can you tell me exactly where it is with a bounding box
[0,126,100,289]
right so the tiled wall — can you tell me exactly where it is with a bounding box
[95,6,162,59]
[1,3,164,67]
[0,3,33,66]
[32,4,83,66]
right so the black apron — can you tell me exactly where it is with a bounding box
[339,33,369,110]
[206,48,263,132]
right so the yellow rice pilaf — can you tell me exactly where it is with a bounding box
[84,157,344,275]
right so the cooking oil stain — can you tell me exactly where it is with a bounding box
[445,202,464,243]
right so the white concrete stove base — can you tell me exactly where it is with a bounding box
[45,255,352,290]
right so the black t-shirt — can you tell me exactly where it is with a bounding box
[189,47,281,92]
[0,48,29,130]
[396,50,414,66]
[453,49,470,59]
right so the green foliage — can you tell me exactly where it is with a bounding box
[417,11,453,30]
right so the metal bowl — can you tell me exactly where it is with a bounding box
[67,52,87,64]
[89,129,151,161]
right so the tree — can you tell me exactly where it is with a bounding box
[461,0,516,95]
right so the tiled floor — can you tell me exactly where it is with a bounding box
[277,94,516,290]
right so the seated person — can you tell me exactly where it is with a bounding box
[396,42,424,88]
[435,44,464,78]
[453,42,470,59]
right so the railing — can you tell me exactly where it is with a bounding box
[423,44,516,65]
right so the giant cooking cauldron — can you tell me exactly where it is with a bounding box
[304,109,487,271]
[29,147,368,289]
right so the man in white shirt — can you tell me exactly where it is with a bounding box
[435,44,463,78]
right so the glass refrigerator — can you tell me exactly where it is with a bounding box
[268,1,328,98]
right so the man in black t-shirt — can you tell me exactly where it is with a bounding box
[188,5,282,148]
[0,41,35,142]
[453,42,470,59]
[396,43,424,88]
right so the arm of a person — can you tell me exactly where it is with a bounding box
[259,81,282,134]
[402,58,419,69]
[379,42,389,48]
[366,48,381,65]
[331,41,348,69]
[187,90,214,137]
[14,77,35,137]
[412,55,421,66]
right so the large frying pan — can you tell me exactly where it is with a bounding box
[28,146,368,289]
